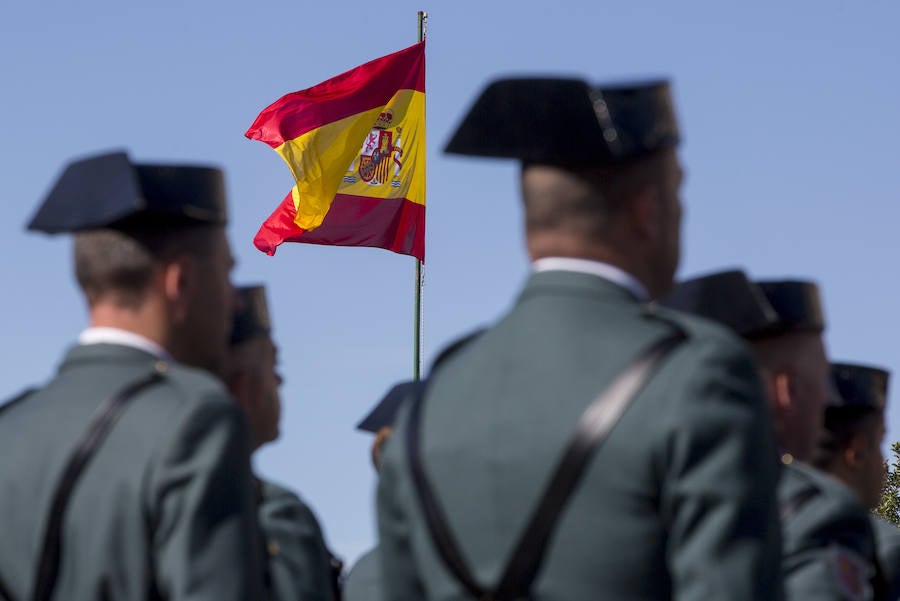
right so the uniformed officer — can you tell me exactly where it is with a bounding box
[813,363,897,599]
[664,269,884,601]
[226,285,340,601]
[814,364,889,514]
[377,79,783,600]
[344,381,419,601]
[0,151,265,601]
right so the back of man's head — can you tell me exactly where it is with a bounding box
[813,363,888,509]
[74,225,216,308]
[445,78,682,299]
[28,150,234,375]
[521,149,682,297]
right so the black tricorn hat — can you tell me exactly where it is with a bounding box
[356,380,422,433]
[830,363,890,410]
[231,285,272,345]
[444,78,679,165]
[27,150,228,234]
[749,281,826,340]
[660,269,778,336]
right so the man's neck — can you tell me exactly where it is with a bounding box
[528,241,656,299]
[532,257,649,302]
[824,464,871,508]
[88,303,172,356]
[79,327,172,361]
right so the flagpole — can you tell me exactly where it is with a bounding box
[413,10,427,382]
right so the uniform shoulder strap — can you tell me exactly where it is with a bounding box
[30,369,165,601]
[406,329,687,601]
[0,570,14,601]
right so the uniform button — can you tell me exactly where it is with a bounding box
[154,360,168,373]
[781,453,794,465]
[268,540,280,557]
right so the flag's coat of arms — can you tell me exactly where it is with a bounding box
[358,111,402,185]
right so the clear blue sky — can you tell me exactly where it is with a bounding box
[1,1,898,563]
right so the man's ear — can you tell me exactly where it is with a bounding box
[227,368,252,411]
[771,371,793,411]
[842,433,866,468]
[161,257,190,322]
[768,370,797,437]
[372,426,394,471]
[628,185,660,241]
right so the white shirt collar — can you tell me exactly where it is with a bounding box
[78,327,173,361]
[532,257,649,302]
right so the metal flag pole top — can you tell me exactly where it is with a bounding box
[414,10,427,382]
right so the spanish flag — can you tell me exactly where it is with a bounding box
[246,41,426,261]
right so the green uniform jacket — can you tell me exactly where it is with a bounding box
[258,479,337,601]
[0,343,265,601]
[343,548,380,601]
[872,517,900,600]
[780,462,882,601]
[377,270,783,601]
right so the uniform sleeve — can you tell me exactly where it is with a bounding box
[785,509,877,601]
[376,425,426,601]
[148,396,266,601]
[259,485,337,601]
[661,336,784,601]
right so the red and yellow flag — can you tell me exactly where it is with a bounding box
[246,41,426,261]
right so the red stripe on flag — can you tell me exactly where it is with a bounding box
[254,192,425,261]
[245,41,425,148]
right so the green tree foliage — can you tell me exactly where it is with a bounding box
[875,441,900,525]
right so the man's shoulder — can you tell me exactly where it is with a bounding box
[344,547,381,601]
[873,516,900,540]
[258,478,322,532]
[780,463,871,547]
[346,547,379,578]
[159,361,232,406]
[872,515,900,554]
[257,477,336,597]
[424,303,758,409]
[780,462,854,501]
[650,303,749,352]
[260,479,305,507]
[427,328,486,373]
[0,386,37,416]
[647,304,762,385]
[431,303,746,365]
[12,343,231,413]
